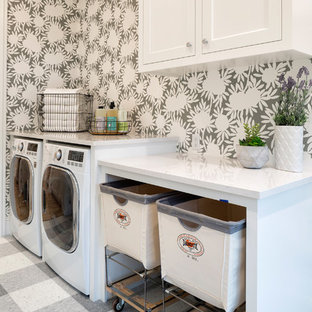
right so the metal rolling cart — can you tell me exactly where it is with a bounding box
[105,255,246,312]
[162,282,246,312]
[101,181,247,312]
[104,239,246,312]
[105,248,186,312]
[100,180,180,312]
[157,194,247,312]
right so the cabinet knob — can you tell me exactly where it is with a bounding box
[186,42,192,48]
[202,38,208,45]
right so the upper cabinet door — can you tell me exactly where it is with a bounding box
[202,0,282,54]
[142,0,196,64]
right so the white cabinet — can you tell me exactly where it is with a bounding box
[202,0,282,54]
[141,0,196,64]
[139,0,312,75]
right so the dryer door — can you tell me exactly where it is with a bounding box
[10,156,34,224]
[42,165,79,253]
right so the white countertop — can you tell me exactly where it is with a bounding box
[8,130,178,147]
[99,152,312,199]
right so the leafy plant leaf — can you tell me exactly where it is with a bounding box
[239,123,266,146]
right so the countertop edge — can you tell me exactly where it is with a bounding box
[8,131,179,147]
[98,159,262,199]
[98,158,312,200]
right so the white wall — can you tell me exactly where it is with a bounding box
[0,0,8,235]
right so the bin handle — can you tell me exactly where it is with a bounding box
[178,218,202,232]
[113,195,128,206]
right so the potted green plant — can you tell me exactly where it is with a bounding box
[274,66,312,173]
[236,123,269,169]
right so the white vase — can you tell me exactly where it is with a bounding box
[236,145,269,169]
[274,126,303,173]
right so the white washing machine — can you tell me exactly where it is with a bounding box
[10,138,43,256]
[41,142,90,294]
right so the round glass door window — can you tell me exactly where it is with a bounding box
[11,156,33,224]
[42,166,79,253]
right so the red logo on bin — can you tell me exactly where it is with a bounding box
[177,234,204,257]
[114,209,131,227]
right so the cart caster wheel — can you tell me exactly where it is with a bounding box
[113,298,125,312]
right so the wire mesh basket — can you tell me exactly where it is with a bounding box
[88,117,132,135]
[37,93,93,132]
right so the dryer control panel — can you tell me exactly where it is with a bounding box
[26,142,39,157]
[12,138,41,161]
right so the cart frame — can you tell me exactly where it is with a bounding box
[162,279,246,312]
[105,247,183,312]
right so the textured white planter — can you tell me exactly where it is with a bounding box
[236,145,269,169]
[274,126,303,173]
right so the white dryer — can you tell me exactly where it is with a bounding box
[10,138,43,256]
[41,142,90,295]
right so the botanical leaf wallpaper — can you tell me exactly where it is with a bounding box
[80,0,312,156]
[6,0,82,217]
[7,0,82,132]
[5,0,312,217]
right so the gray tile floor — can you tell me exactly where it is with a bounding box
[0,236,245,312]
[0,236,135,312]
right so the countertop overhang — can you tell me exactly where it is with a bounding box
[99,153,312,199]
[8,130,178,147]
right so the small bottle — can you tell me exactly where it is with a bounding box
[107,102,118,133]
[118,110,128,133]
[188,133,201,155]
[95,106,106,132]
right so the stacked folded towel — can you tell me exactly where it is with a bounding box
[42,113,81,121]
[42,105,87,114]
[41,88,88,132]
[43,119,86,132]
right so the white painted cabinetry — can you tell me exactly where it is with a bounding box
[139,0,312,75]
[202,0,282,54]
[142,0,196,64]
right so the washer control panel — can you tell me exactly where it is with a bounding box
[45,143,90,172]
[67,150,84,168]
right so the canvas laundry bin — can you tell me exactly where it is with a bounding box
[100,180,175,270]
[157,194,246,312]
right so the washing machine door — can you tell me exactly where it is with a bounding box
[42,165,79,253]
[10,156,34,224]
